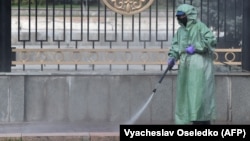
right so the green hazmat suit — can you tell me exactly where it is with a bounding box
[168,4,217,124]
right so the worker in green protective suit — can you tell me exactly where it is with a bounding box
[167,4,217,125]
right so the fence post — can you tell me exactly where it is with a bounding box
[242,0,250,71]
[0,0,11,72]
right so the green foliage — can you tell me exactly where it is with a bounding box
[1,138,22,141]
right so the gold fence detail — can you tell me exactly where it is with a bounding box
[12,48,241,66]
[213,48,241,65]
[102,0,155,16]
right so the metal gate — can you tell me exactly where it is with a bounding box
[11,0,243,71]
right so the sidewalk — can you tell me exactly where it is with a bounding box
[0,121,243,141]
[0,122,120,141]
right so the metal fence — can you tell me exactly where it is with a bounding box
[11,0,243,71]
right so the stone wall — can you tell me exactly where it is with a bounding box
[0,71,250,124]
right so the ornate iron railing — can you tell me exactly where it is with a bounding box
[11,0,243,71]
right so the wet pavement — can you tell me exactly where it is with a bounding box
[0,122,120,134]
[0,121,241,134]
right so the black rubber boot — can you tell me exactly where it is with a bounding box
[192,121,211,125]
[202,121,211,125]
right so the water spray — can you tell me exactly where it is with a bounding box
[125,66,171,124]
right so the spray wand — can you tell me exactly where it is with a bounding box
[152,65,171,94]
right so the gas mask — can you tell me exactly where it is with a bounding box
[177,15,188,26]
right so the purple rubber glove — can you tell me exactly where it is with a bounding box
[167,57,175,70]
[185,45,195,54]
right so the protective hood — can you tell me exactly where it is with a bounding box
[176,4,198,26]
